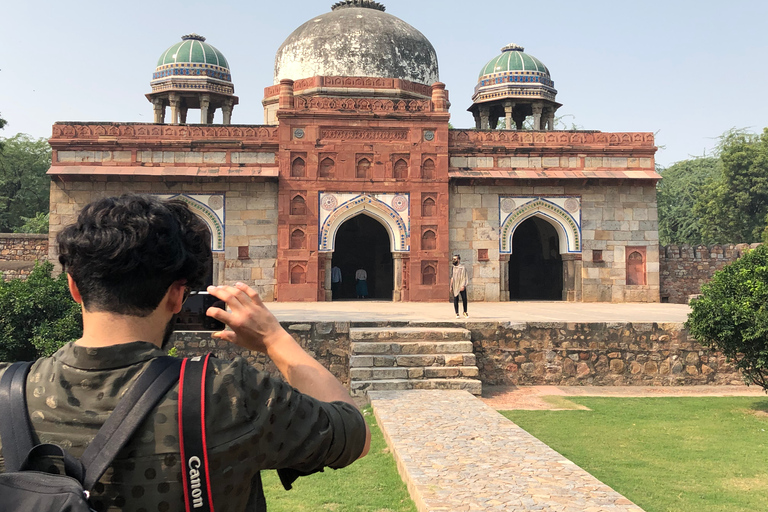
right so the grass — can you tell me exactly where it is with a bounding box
[503,397,768,512]
[261,407,416,512]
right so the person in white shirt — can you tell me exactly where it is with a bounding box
[450,254,469,318]
[331,265,342,299]
[355,267,368,298]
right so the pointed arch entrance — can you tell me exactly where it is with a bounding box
[509,217,563,300]
[331,214,394,300]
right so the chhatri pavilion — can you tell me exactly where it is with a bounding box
[47,0,661,304]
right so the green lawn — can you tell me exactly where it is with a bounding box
[503,397,768,512]
[262,407,416,512]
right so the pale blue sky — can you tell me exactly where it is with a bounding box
[2,0,766,167]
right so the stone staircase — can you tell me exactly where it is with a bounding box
[349,326,482,396]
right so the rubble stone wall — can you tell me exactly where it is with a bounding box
[171,321,743,387]
[659,243,762,304]
[0,234,49,281]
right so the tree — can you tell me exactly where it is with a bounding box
[0,261,82,361]
[656,157,721,245]
[693,129,768,244]
[686,244,768,390]
[0,134,51,232]
[16,212,49,234]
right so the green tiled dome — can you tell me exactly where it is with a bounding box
[153,34,232,83]
[479,44,549,79]
[157,34,229,69]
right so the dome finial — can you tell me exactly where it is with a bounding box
[181,33,206,42]
[501,43,524,52]
[331,0,386,11]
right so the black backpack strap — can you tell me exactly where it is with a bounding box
[79,356,182,491]
[179,354,216,512]
[0,361,35,472]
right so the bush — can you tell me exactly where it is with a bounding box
[0,261,82,361]
[686,244,768,390]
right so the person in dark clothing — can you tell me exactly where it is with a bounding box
[0,194,370,512]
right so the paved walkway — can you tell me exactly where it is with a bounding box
[370,390,645,512]
[269,301,690,323]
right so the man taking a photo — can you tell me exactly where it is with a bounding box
[0,194,370,511]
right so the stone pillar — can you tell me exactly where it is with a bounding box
[543,107,556,130]
[532,103,543,131]
[499,254,510,301]
[212,253,225,286]
[561,253,583,302]
[200,94,210,124]
[503,101,515,130]
[323,253,333,301]
[473,111,481,130]
[431,82,448,112]
[279,79,295,110]
[479,105,491,130]
[222,99,234,125]
[169,94,181,125]
[207,108,216,124]
[152,98,166,124]
[392,252,405,302]
[179,106,188,124]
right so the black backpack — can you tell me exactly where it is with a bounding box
[0,357,181,512]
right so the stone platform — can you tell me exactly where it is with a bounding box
[371,389,644,512]
[266,300,690,324]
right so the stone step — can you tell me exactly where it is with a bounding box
[351,366,480,381]
[350,353,477,368]
[350,378,482,396]
[350,340,474,355]
[350,327,471,342]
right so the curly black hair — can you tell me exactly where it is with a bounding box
[57,194,212,316]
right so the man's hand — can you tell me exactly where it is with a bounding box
[206,282,371,458]
[205,283,285,354]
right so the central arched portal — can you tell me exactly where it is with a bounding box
[332,214,394,300]
[509,217,563,300]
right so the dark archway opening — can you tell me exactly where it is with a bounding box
[332,214,393,300]
[509,217,563,300]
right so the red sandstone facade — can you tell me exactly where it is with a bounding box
[47,76,660,303]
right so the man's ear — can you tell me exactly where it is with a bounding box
[168,281,188,314]
[67,274,83,304]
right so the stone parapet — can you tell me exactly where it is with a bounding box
[0,234,48,281]
[660,243,762,304]
[170,320,742,389]
[471,321,741,386]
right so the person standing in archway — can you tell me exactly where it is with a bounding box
[331,264,342,299]
[355,266,368,299]
[450,254,469,318]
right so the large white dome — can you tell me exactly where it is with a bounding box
[274,1,439,86]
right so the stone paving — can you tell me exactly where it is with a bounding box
[268,300,690,324]
[370,389,644,512]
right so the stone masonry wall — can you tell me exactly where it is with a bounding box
[48,179,279,300]
[0,234,49,281]
[171,321,353,385]
[172,321,742,388]
[660,243,761,304]
[472,321,741,386]
[449,181,660,303]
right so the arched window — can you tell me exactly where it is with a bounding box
[421,158,435,180]
[422,197,436,217]
[627,250,646,285]
[394,159,408,180]
[290,264,306,285]
[319,157,335,178]
[290,229,306,250]
[422,265,436,285]
[291,157,305,178]
[356,158,371,179]
[421,230,436,251]
[290,195,306,216]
